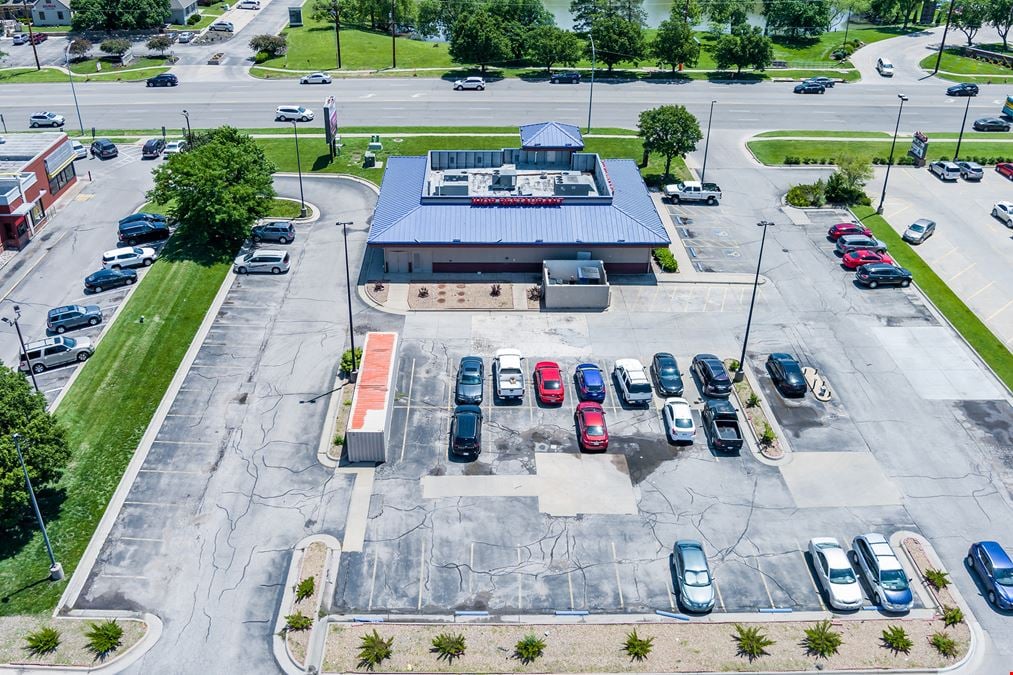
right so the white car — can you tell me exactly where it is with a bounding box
[613,358,653,406]
[876,57,894,77]
[808,537,863,610]
[992,201,1013,227]
[71,140,87,160]
[275,105,314,122]
[662,398,696,442]
[237,0,260,7]
[178,31,195,43]
[102,246,156,270]
[208,20,234,32]
[163,140,187,157]
[29,111,65,128]
[300,72,332,84]
[453,76,485,91]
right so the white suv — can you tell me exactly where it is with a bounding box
[614,358,653,406]
[876,57,894,77]
[30,112,65,128]
[102,246,157,269]
[453,76,485,91]
[275,105,314,122]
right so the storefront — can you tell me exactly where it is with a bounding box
[0,132,77,253]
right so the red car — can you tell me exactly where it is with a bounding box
[534,361,565,404]
[30,33,47,44]
[574,401,608,451]
[842,249,894,270]
[827,222,873,240]
[997,163,1013,180]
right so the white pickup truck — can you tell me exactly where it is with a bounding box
[493,348,524,400]
[664,180,722,205]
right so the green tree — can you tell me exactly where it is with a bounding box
[569,0,646,32]
[0,366,70,531]
[448,8,510,72]
[527,25,582,73]
[147,126,276,255]
[714,23,773,74]
[488,0,554,61]
[762,0,832,36]
[705,0,752,30]
[99,38,132,59]
[68,37,92,61]
[651,13,699,71]
[310,0,343,68]
[988,0,1013,49]
[146,35,172,56]
[249,34,288,57]
[588,14,645,72]
[637,104,702,178]
[71,0,170,30]
[954,0,989,45]
[416,0,477,38]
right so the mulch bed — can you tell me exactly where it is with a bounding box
[409,283,513,310]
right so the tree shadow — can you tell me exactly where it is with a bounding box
[705,71,766,83]
[159,229,234,266]
[0,484,67,570]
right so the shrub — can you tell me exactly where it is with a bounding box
[340,347,362,375]
[942,605,964,627]
[622,629,654,661]
[881,625,913,654]
[760,422,776,446]
[803,620,842,658]
[653,247,679,272]
[24,626,61,656]
[333,433,345,446]
[147,35,172,55]
[514,633,545,663]
[786,179,825,207]
[930,631,958,658]
[924,568,950,590]
[85,620,123,657]
[187,12,202,25]
[358,630,394,670]
[249,34,288,57]
[727,358,740,372]
[490,283,502,296]
[295,576,315,602]
[431,632,466,661]
[418,286,429,298]
[285,612,313,632]
[746,392,760,408]
[733,624,774,661]
[527,285,542,301]
[99,38,131,58]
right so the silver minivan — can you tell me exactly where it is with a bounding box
[19,336,94,373]
[876,57,894,77]
[233,249,290,274]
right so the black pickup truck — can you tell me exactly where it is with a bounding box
[701,399,743,452]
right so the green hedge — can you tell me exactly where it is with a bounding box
[653,247,679,272]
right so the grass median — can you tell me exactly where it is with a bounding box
[853,206,1013,390]
[0,244,229,615]
[747,138,1013,165]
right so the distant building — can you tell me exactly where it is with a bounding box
[0,132,78,253]
[367,122,670,274]
[30,0,72,26]
[169,0,198,25]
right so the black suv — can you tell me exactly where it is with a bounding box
[651,352,684,396]
[550,71,581,84]
[142,138,166,159]
[450,405,482,458]
[90,139,118,159]
[119,212,168,227]
[856,263,912,288]
[146,73,179,87]
[691,354,732,397]
[118,220,171,246]
[765,353,806,397]
[47,304,103,334]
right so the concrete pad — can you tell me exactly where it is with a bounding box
[780,452,901,508]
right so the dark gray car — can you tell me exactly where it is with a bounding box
[651,352,684,396]
[455,356,484,404]
[251,220,296,244]
[47,304,103,334]
[672,540,715,612]
[902,218,935,244]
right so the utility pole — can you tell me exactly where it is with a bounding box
[337,221,358,380]
[181,110,192,145]
[3,305,39,392]
[877,94,908,214]
[22,0,41,71]
[292,121,307,218]
[933,0,956,75]
[12,434,63,581]
[736,221,774,381]
[701,100,716,182]
[586,31,595,134]
[334,2,342,69]
[954,94,972,162]
[65,42,85,135]
[391,0,396,69]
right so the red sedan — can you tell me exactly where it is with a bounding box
[575,401,608,451]
[534,361,565,404]
[997,163,1013,180]
[842,249,894,270]
[827,222,873,240]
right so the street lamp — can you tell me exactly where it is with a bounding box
[181,109,192,145]
[586,31,595,134]
[953,93,972,162]
[933,0,957,76]
[291,121,308,218]
[877,94,908,215]
[735,220,774,382]
[12,434,63,581]
[2,305,39,392]
[22,0,40,71]
[337,221,358,381]
[701,99,716,182]
[64,42,85,136]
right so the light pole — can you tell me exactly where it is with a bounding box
[22,0,40,71]
[12,434,63,581]
[701,99,716,182]
[64,42,84,136]
[390,0,396,69]
[292,121,308,218]
[586,31,595,134]
[735,220,774,381]
[337,221,358,380]
[2,305,39,393]
[933,0,957,76]
[877,94,908,215]
[181,109,192,145]
[953,93,972,162]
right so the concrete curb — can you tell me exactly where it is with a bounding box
[740,361,793,465]
[315,369,348,469]
[54,268,238,615]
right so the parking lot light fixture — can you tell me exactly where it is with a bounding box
[735,220,774,382]
[877,94,908,215]
[64,42,85,136]
[338,221,358,380]
[2,305,39,392]
[292,121,308,219]
[11,433,63,581]
[954,94,972,163]
[181,110,192,145]
[701,100,716,182]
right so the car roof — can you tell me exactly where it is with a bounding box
[48,305,79,314]
[578,404,605,423]
[979,541,1013,567]
[664,397,691,412]
[863,262,898,271]
[839,234,874,242]
[675,540,707,566]
[912,218,935,226]
[615,358,646,374]
[811,538,850,565]
[858,534,904,571]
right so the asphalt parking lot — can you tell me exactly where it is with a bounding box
[666,202,755,274]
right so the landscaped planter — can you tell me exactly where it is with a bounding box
[208,53,224,65]
[284,541,328,666]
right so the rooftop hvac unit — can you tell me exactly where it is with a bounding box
[443,173,469,182]
[491,168,516,190]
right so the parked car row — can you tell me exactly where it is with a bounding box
[793,77,836,95]
[929,160,982,182]
[827,221,913,288]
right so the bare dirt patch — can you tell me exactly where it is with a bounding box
[0,616,146,667]
[365,281,389,305]
[286,541,328,665]
[322,618,967,673]
[409,283,514,310]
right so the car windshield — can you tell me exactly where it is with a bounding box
[909,224,925,232]
[660,363,678,375]
[460,373,481,385]
[675,418,693,429]
[830,566,857,584]
[994,567,1013,586]
[62,337,77,348]
[880,569,909,591]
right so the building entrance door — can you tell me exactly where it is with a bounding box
[387,250,411,273]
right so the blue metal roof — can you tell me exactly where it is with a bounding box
[518,122,584,150]
[367,157,669,247]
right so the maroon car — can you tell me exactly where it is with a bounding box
[30,33,47,44]
[574,401,608,452]
[996,163,1013,180]
[827,222,873,241]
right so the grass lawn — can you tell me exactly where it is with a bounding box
[919,48,1013,75]
[0,65,168,84]
[78,67,169,82]
[0,244,229,615]
[0,67,72,84]
[145,197,301,219]
[747,138,1013,165]
[755,130,892,138]
[69,56,169,74]
[261,24,454,71]
[854,206,1013,390]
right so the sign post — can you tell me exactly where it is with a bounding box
[323,95,339,159]
[908,131,928,168]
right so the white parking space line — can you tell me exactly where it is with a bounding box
[797,542,826,611]
[755,557,775,608]
[189,363,248,370]
[400,357,416,463]
[101,574,147,580]
[165,413,202,417]
[719,286,729,312]
[124,500,177,507]
[138,468,203,475]
[119,536,163,543]
[517,547,523,610]
[988,299,1013,320]
[567,569,575,610]
[662,565,676,610]
[367,548,379,610]
[417,538,427,610]
[968,281,995,299]
[152,439,213,445]
[947,263,976,283]
[611,541,625,609]
[712,576,726,612]
[469,542,475,594]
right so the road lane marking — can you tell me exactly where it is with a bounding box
[611,541,624,609]
[101,574,147,579]
[118,536,163,542]
[517,547,523,610]
[367,548,379,610]
[400,357,416,463]
[152,439,213,445]
[138,468,203,475]
[124,500,178,506]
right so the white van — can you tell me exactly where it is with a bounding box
[234,249,290,274]
[238,0,260,8]
[876,57,894,77]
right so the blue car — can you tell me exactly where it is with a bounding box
[574,363,606,402]
[967,541,1013,609]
